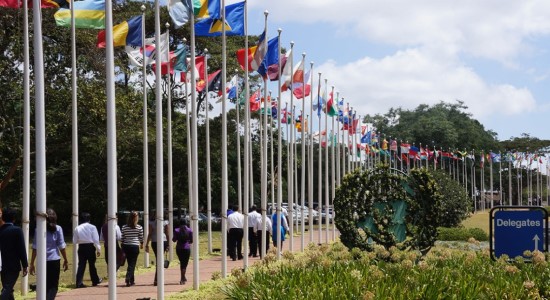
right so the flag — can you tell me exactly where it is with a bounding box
[236,47,256,72]
[195,1,244,36]
[151,51,177,75]
[400,143,410,154]
[54,0,106,29]
[97,16,142,48]
[197,69,221,93]
[280,49,293,90]
[125,36,156,67]
[283,58,303,91]
[292,69,311,99]
[40,0,69,8]
[0,0,18,7]
[226,75,238,99]
[173,45,188,72]
[348,116,358,134]
[271,101,278,119]
[325,92,337,116]
[147,32,170,64]
[180,55,205,82]
[168,0,192,28]
[195,0,221,20]
[382,139,388,151]
[249,89,261,112]
[251,30,267,71]
[268,54,286,81]
[390,140,397,151]
[361,130,371,144]
[1,0,69,9]
[257,37,279,78]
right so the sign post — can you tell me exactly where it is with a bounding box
[490,206,548,261]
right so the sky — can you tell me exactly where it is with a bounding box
[234,0,550,141]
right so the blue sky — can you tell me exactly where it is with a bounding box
[234,0,550,141]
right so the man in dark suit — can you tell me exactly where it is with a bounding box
[0,207,28,300]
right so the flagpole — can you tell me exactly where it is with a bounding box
[331,87,336,241]
[276,28,284,259]
[235,72,242,212]
[189,4,200,290]
[185,82,194,280]
[153,0,165,295]
[316,72,322,244]
[21,0,30,294]
[499,152,502,205]
[31,0,47,296]
[507,155,512,206]
[299,53,306,251]
[324,80,329,243]
[69,0,80,283]
[287,41,294,252]
[101,0,119,297]
[240,0,250,275]
[204,48,213,254]
[232,4,249,270]
[260,11,269,260]
[165,22,175,263]
[269,91,275,216]
[308,62,314,242]
[140,4,151,270]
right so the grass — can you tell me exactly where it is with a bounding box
[461,211,489,234]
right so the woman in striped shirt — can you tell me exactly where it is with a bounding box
[121,211,143,287]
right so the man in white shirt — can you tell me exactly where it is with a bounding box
[227,205,244,261]
[247,206,261,258]
[73,212,101,288]
[254,212,272,259]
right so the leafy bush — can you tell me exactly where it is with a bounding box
[219,242,550,300]
[438,227,488,241]
[430,170,472,227]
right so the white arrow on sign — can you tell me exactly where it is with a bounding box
[533,235,540,251]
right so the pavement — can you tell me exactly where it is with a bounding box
[53,229,337,300]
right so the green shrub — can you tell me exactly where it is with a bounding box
[438,227,488,241]
[219,242,550,300]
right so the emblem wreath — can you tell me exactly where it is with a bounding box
[334,164,443,255]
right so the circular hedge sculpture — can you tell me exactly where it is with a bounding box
[334,164,443,255]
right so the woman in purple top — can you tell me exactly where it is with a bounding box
[29,208,68,300]
[172,218,192,284]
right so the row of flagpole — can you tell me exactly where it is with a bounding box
[17,0,550,298]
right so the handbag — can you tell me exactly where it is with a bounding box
[163,251,170,269]
[116,244,126,267]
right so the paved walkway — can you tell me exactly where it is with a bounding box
[54,229,335,300]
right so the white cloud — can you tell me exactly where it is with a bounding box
[250,0,550,63]
[315,48,536,119]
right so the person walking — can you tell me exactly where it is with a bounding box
[247,206,261,257]
[121,211,143,287]
[0,207,28,300]
[73,212,102,288]
[172,218,192,284]
[29,208,68,300]
[226,205,244,261]
[271,210,289,251]
[144,212,168,286]
[99,214,122,271]
[254,212,272,259]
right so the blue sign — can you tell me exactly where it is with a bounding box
[494,210,545,258]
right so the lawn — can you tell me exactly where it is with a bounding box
[461,211,489,233]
